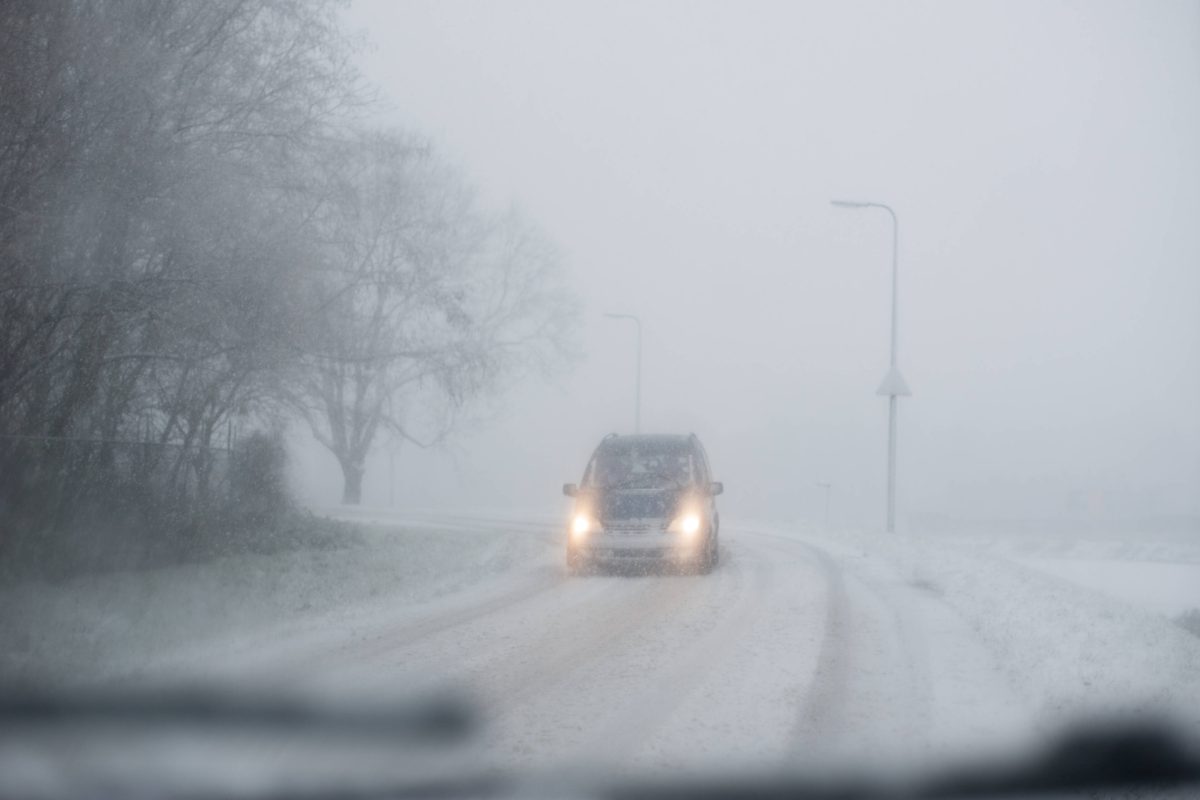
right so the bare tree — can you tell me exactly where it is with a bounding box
[0,0,578,558]
[0,0,361,537]
[293,132,576,504]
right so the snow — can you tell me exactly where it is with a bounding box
[915,528,1200,618]
[1015,558,1200,617]
[0,517,557,685]
[797,526,1200,733]
[3,510,1199,783]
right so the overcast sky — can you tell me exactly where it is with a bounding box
[293,0,1200,530]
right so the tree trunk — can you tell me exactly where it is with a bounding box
[340,460,364,505]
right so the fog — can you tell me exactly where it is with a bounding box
[295,0,1200,531]
[5,5,1200,791]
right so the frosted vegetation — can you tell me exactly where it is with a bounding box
[0,3,1197,792]
[0,520,558,685]
[0,2,576,579]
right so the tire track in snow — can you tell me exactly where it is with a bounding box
[848,566,936,751]
[306,566,568,671]
[571,539,769,763]
[482,568,715,700]
[199,565,568,685]
[332,563,713,711]
[546,532,832,771]
[462,552,750,766]
[786,541,853,747]
[466,571,706,706]
[751,534,935,761]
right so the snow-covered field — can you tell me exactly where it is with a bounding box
[1017,558,1200,617]
[0,516,558,685]
[940,530,1200,619]
[2,511,1199,780]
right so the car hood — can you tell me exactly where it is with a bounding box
[597,488,683,523]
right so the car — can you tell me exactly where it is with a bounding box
[562,433,723,574]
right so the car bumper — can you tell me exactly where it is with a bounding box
[572,530,704,562]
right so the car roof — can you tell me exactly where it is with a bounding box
[596,433,696,449]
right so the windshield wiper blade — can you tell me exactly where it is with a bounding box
[602,472,684,491]
[0,685,474,742]
[647,471,686,490]
[599,720,1200,800]
[0,701,1196,799]
[602,477,648,490]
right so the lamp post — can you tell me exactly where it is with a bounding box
[603,312,642,433]
[831,199,911,533]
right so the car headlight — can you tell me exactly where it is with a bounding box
[669,513,702,538]
[571,514,596,540]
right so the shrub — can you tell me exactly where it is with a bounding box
[1176,608,1200,638]
[228,432,291,525]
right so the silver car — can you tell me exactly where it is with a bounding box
[562,433,723,574]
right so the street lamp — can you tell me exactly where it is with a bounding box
[831,199,911,533]
[603,312,642,433]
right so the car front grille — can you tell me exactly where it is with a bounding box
[604,520,668,534]
[600,492,677,523]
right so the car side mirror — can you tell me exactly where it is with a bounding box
[709,482,724,496]
[563,483,579,497]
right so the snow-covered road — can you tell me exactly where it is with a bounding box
[133,520,1041,775]
[6,513,1199,779]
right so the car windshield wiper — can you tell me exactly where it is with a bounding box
[646,470,686,490]
[600,477,652,490]
[1,689,1198,799]
[600,472,684,491]
[0,685,472,742]
[601,720,1200,800]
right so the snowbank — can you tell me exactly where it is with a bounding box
[799,526,1200,737]
[0,517,558,685]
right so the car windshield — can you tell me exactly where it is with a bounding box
[584,442,694,489]
[1,1,1199,798]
